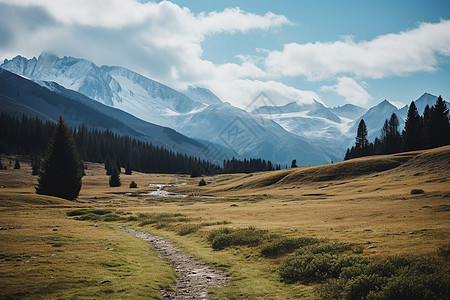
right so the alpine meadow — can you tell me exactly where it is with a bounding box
[0,1,449,299]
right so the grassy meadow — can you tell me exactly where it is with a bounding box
[0,146,449,299]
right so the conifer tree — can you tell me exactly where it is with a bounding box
[403,101,422,151]
[36,117,83,200]
[380,113,402,154]
[105,155,112,175]
[115,157,121,173]
[355,119,369,156]
[14,158,20,169]
[109,167,121,187]
[0,156,3,170]
[125,159,132,175]
[291,159,297,168]
[428,96,450,148]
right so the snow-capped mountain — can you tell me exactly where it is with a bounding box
[251,100,358,157]
[184,86,222,106]
[0,68,209,158]
[2,53,445,164]
[2,54,335,166]
[1,54,206,127]
[350,100,404,142]
[330,104,367,120]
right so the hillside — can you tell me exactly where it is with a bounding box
[0,146,449,299]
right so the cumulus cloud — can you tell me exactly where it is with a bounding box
[265,20,450,80]
[0,0,305,107]
[320,77,372,106]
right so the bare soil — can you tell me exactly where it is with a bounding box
[120,227,228,299]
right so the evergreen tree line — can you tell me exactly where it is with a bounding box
[0,113,277,175]
[345,96,450,160]
[222,157,281,174]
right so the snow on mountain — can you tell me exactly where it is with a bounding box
[171,102,337,165]
[251,100,353,158]
[398,93,439,120]
[184,86,222,105]
[3,53,445,164]
[330,104,367,120]
[0,68,209,158]
[350,100,404,143]
[1,54,205,126]
[2,54,334,165]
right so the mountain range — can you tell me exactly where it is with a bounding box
[1,53,445,165]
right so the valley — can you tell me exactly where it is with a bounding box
[1,146,449,299]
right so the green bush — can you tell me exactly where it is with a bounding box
[282,250,450,300]
[103,214,121,222]
[66,209,112,216]
[410,188,425,194]
[297,242,352,255]
[178,224,201,236]
[208,227,267,250]
[137,213,189,227]
[261,237,321,257]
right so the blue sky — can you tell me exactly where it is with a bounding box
[0,0,449,109]
[173,0,450,108]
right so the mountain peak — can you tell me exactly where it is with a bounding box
[38,52,59,62]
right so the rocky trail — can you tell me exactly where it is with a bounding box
[120,227,228,299]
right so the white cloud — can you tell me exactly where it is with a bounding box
[265,20,450,80]
[0,0,300,108]
[197,79,320,109]
[320,77,372,106]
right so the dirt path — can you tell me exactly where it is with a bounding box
[120,227,228,299]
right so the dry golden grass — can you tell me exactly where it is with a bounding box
[0,146,449,299]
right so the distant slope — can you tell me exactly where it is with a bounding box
[0,68,209,158]
[200,145,450,193]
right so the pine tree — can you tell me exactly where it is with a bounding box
[423,104,432,148]
[109,167,121,187]
[403,101,422,151]
[380,113,402,154]
[428,96,450,148]
[105,155,112,175]
[291,159,297,168]
[125,159,132,175]
[31,154,40,175]
[14,158,20,169]
[355,119,369,156]
[115,157,121,173]
[36,117,83,200]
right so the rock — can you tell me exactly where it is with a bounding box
[100,280,111,284]
[230,204,238,207]
[367,245,377,249]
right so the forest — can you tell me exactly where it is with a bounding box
[0,112,277,175]
[345,96,450,160]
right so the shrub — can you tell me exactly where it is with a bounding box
[437,244,450,260]
[261,237,321,257]
[410,188,424,194]
[129,181,138,188]
[66,209,112,216]
[280,253,369,284]
[208,227,267,250]
[198,178,206,186]
[297,243,351,255]
[178,224,201,236]
[103,214,121,222]
[127,216,138,221]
